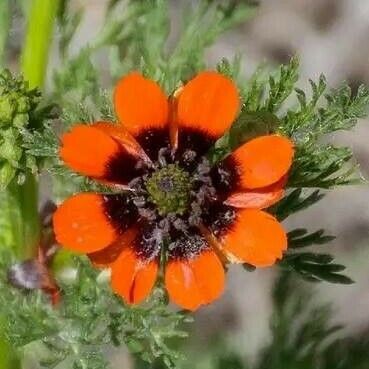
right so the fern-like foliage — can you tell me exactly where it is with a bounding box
[0,252,191,369]
[209,56,369,284]
[53,0,256,100]
[4,0,369,368]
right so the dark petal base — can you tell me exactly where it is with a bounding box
[132,222,163,261]
[168,228,210,260]
[210,156,240,199]
[105,147,146,185]
[136,128,170,161]
[103,194,138,234]
[176,128,215,171]
[100,126,241,264]
[202,202,236,238]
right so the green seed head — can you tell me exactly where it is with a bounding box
[0,70,45,189]
[0,69,40,128]
[146,164,192,216]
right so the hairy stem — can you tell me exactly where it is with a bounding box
[7,175,41,259]
[6,0,59,259]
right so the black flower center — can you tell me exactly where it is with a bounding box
[145,164,192,216]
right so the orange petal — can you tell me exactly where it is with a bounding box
[53,193,117,253]
[231,135,294,189]
[165,251,225,311]
[111,248,158,304]
[191,251,225,304]
[114,72,169,136]
[224,176,287,209]
[220,209,287,267]
[88,227,139,267]
[60,124,121,178]
[177,71,240,139]
[165,261,202,311]
[60,124,146,184]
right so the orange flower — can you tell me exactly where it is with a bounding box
[53,71,294,311]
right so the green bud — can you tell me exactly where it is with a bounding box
[0,161,15,190]
[0,98,14,125]
[17,96,30,113]
[0,128,22,162]
[0,69,40,129]
[12,113,29,128]
[0,69,49,190]
[16,172,26,186]
[25,155,37,173]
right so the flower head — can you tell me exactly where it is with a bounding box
[53,71,294,310]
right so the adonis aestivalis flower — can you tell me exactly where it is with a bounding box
[53,71,294,310]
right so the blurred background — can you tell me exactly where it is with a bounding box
[206,0,369,353]
[8,0,369,367]
[198,1,369,366]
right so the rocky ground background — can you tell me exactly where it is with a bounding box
[10,0,369,367]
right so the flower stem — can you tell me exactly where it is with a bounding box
[21,0,60,89]
[0,0,10,68]
[6,0,60,259]
[7,175,40,259]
